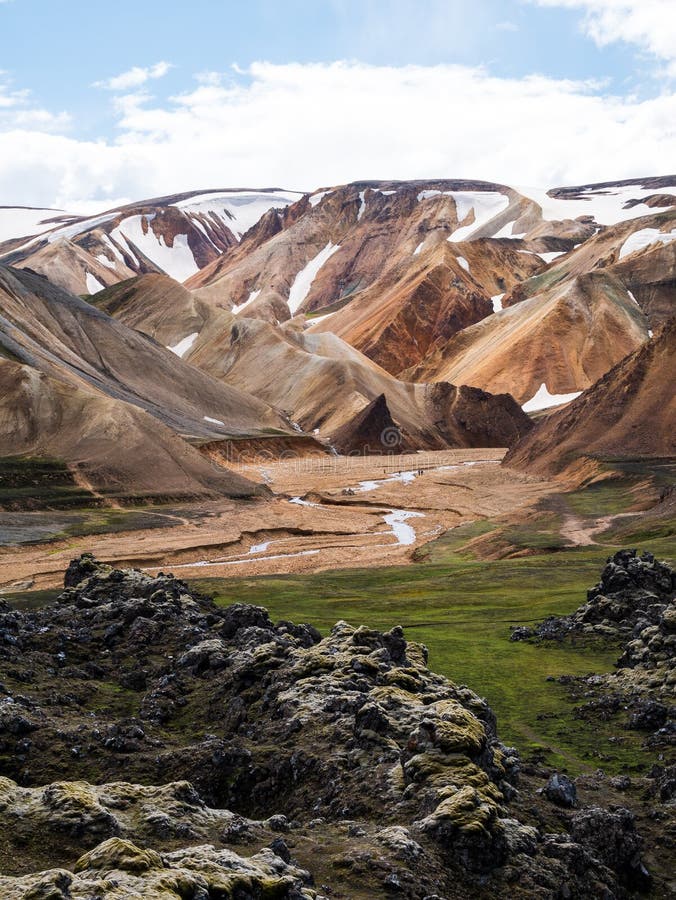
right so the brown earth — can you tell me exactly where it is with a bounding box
[404,270,650,403]
[96,277,533,451]
[0,449,557,592]
[504,319,676,477]
[0,359,265,503]
[0,265,292,441]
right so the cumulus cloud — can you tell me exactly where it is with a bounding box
[0,74,69,132]
[0,61,674,209]
[529,1,676,76]
[94,61,173,92]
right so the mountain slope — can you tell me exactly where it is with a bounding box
[0,190,302,296]
[88,273,533,450]
[404,269,650,404]
[0,266,292,441]
[189,315,534,450]
[503,320,676,477]
[185,177,674,378]
[0,359,265,504]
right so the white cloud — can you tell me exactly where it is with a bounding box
[94,61,173,92]
[496,21,520,31]
[0,61,673,209]
[0,74,70,132]
[529,1,676,76]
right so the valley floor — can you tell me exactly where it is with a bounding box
[0,448,556,592]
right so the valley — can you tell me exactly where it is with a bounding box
[0,448,556,592]
[0,173,673,898]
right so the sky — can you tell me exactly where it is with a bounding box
[0,0,674,211]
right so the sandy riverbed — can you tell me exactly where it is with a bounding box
[0,449,556,592]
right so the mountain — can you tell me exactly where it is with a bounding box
[94,276,534,452]
[503,319,676,477]
[402,202,674,403]
[0,266,290,441]
[182,177,674,382]
[0,265,310,503]
[0,189,302,297]
[403,268,649,404]
[0,358,265,504]
[1,176,673,463]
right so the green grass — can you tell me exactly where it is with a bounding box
[501,511,570,551]
[563,479,652,518]
[0,456,97,509]
[193,538,674,774]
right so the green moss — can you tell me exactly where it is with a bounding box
[194,533,673,776]
[0,456,97,509]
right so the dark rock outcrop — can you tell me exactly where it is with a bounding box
[0,555,659,897]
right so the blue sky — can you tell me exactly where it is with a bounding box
[0,0,674,208]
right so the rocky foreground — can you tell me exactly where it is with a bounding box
[511,550,675,728]
[0,555,673,897]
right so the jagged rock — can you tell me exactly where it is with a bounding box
[512,549,675,645]
[569,808,651,891]
[330,393,414,455]
[0,555,663,898]
[0,837,320,899]
[542,773,577,808]
[513,550,675,748]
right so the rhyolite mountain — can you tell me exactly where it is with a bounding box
[0,175,673,494]
[6,176,668,415]
[92,274,533,453]
[503,318,676,478]
[0,264,534,505]
[0,265,296,502]
[0,189,303,296]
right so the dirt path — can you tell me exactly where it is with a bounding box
[561,513,636,546]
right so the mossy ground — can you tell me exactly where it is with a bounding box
[0,456,96,509]
[4,467,674,779]
[195,491,674,777]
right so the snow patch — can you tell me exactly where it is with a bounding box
[287,242,341,314]
[492,220,526,239]
[203,416,224,426]
[618,228,676,260]
[309,190,332,207]
[413,241,424,255]
[232,289,261,315]
[173,190,302,240]
[538,251,566,264]
[516,183,676,226]
[164,549,321,570]
[491,293,504,312]
[86,272,105,294]
[249,541,271,555]
[522,383,582,413]
[0,207,71,243]
[384,509,424,546]
[47,212,117,244]
[168,332,198,357]
[307,310,335,326]
[111,215,199,282]
[457,256,470,273]
[357,190,367,220]
[416,189,510,241]
[447,192,510,242]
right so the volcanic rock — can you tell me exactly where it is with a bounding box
[0,554,652,897]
